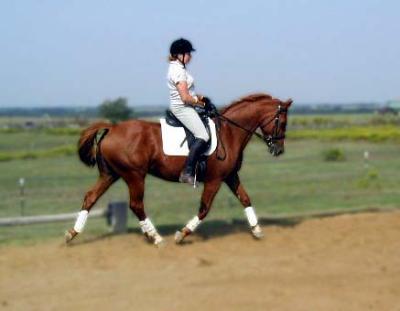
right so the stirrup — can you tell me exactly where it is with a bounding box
[179,172,198,187]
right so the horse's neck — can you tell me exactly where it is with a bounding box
[223,104,261,131]
[222,103,264,150]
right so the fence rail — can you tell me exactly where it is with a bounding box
[1,205,397,227]
[0,208,105,226]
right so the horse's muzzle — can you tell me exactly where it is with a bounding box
[268,144,284,157]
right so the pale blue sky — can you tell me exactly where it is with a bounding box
[0,0,399,107]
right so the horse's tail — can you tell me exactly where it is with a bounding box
[78,122,112,167]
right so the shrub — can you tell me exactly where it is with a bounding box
[322,148,345,161]
[98,97,134,123]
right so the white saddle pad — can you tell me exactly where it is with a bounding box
[160,118,217,156]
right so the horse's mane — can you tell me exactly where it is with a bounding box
[220,93,273,114]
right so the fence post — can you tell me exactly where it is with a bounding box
[107,201,128,233]
[19,178,25,216]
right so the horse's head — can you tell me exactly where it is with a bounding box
[259,98,292,157]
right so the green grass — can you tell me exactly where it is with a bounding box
[0,131,77,152]
[1,114,400,245]
[1,112,399,161]
[0,145,76,161]
[1,136,399,245]
[288,125,400,142]
[4,124,400,162]
[289,113,400,128]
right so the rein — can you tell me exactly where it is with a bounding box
[213,105,288,160]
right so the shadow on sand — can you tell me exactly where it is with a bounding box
[66,207,398,247]
[68,217,301,247]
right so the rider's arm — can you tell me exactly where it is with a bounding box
[176,81,204,107]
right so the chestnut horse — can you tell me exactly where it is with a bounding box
[65,93,292,245]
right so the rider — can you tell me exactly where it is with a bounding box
[167,38,210,186]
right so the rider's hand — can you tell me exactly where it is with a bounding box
[202,97,212,106]
[197,95,211,106]
[202,97,218,117]
[195,95,206,107]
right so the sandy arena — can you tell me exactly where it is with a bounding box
[0,211,399,311]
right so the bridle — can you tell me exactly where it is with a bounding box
[211,104,288,160]
[215,104,288,148]
[257,105,288,147]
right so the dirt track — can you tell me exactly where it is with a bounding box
[1,211,399,311]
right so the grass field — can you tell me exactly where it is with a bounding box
[1,113,400,245]
[1,125,399,245]
[2,113,400,162]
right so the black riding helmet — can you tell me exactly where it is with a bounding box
[170,38,196,56]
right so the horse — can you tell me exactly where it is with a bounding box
[65,93,292,246]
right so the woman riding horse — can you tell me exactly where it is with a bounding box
[65,92,292,246]
[167,38,212,186]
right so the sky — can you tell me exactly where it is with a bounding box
[0,0,399,107]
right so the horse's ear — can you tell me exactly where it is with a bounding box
[285,98,293,107]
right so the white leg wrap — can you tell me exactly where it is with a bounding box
[244,206,258,227]
[73,210,89,233]
[139,218,164,245]
[139,218,157,236]
[185,216,202,232]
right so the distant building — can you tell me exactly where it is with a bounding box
[377,99,400,115]
[386,99,400,111]
[24,121,38,129]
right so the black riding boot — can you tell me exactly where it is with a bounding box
[179,138,208,186]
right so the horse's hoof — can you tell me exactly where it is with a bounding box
[251,225,264,239]
[153,235,165,247]
[155,239,166,248]
[174,231,185,244]
[65,229,77,244]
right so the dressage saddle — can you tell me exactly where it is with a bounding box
[165,107,212,181]
[165,107,212,150]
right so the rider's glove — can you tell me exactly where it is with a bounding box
[202,97,218,117]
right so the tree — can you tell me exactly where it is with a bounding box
[98,97,134,123]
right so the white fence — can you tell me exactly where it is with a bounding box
[0,201,128,233]
[0,208,105,226]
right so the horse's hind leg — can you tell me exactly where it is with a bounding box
[65,174,117,243]
[175,180,222,244]
[224,172,263,239]
[126,172,164,246]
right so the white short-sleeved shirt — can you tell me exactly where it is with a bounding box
[167,60,197,107]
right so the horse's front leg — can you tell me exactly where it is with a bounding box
[175,180,222,244]
[225,172,263,239]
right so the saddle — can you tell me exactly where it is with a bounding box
[165,107,212,150]
[164,107,213,181]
